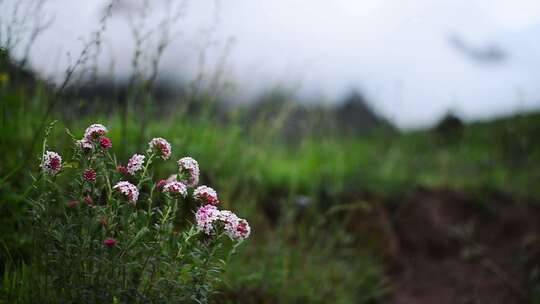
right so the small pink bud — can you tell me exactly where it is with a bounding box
[83,168,97,183]
[100,136,112,149]
[155,179,167,189]
[117,165,128,175]
[103,238,117,247]
[84,195,93,206]
[67,200,79,208]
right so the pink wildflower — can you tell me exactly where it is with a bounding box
[162,181,187,198]
[77,138,93,150]
[127,154,145,175]
[193,186,219,205]
[117,165,128,175]
[83,168,97,183]
[99,136,112,149]
[42,151,62,176]
[195,206,251,240]
[155,179,167,189]
[195,204,221,235]
[177,157,199,187]
[218,210,239,232]
[103,238,117,247]
[84,124,108,139]
[218,210,250,240]
[113,181,139,204]
[216,210,251,241]
[148,137,171,160]
[233,218,251,241]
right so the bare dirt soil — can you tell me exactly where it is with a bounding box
[382,188,540,304]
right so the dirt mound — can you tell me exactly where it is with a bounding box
[385,188,540,304]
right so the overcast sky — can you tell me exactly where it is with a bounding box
[5,0,540,128]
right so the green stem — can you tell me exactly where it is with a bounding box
[137,153,155,189]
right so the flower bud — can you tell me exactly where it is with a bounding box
[84,195,93,206]
[103,238,117,247]
[99,136,113,149]
[155,179,167,190]
[83,168,97,183]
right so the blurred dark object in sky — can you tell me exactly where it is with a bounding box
[448,34,508,65]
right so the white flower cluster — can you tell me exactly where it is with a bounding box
[177,157,199,187]
[43,122,251,244]
[148,137,172,160]
[218,211,251,241]
[162,181,187,198]
[84,124,108,139]
[77,138,94,150]
[42,151,62,176]
[193,185,219,205]
[77,123,108,150]
[195,205,251,241]
[195,205,220,235]
[113,181,139,204]
[232,218,251,240]
[127,154,145,175]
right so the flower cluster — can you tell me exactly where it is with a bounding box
[162,181,187,198]
[127,154,145,175]
[84,168,97,183]
[77,138,93,150]
[195,205,250,241]
[148,137,171,160]
[195,205,220,235]
[233,218,251,240]
[84,124,108,139]
[155,179,167,189]
[219,211,251,240]
[33,122,251,302]
[113,181,139,204]
[117,165,128,175]
[77,123,112,151]
[100,137,113,149]
[177,157,199,187]
[44,122,249,250]
[194,186,219,205]
[42,151,62,176]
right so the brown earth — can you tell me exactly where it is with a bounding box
[368,188,540,304]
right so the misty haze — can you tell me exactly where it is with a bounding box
[4,0,540,128]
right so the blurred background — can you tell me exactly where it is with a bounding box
[1,0,540,303]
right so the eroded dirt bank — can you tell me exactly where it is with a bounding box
[375,188,540,304]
